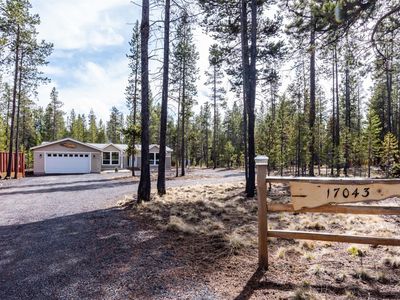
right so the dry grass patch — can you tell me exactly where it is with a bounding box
[125,182,258,256]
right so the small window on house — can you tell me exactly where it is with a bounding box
[103,152,111,165]
[47,154,51,157]
[58,154,62,157]
[112,152,119,165]
[85,154,89,157]
[64,154,68,157]
[74,154,78,157]
[155,153,160,165]
[69,154,73,157]
[148,153,155,165]
[53,154,57,157]
[80,154,84,157]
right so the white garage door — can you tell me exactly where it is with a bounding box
[45,153,91,174]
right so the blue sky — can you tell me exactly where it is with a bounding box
[30,0,213,121]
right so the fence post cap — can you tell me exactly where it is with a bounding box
[255,155,269,166]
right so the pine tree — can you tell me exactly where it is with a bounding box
[96,119,107,143]
[381,132,399,177]
[43,87,65,141]
[126,20,141,177]
[171,11,199,177]
[87,109,97,143]
[205,44,226,169]
[106,106,123,144]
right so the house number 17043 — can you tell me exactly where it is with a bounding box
[327,187,370,199]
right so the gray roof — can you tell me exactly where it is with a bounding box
[31,138,172,153]
[87,143,173,152]
[87,143,129,151]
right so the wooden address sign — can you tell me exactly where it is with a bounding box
[60,142,77,149]
[290,179,400,210]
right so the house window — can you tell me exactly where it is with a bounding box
[148,153,159,166]
[149,153,155,165]
[103,152,120,165]
[103,152,111,165]
[112,152,119,165]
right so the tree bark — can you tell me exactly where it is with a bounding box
[131,29,140,177]
[334,47,340,176]
[6,26,20,179]
[14,50,24,179]
[344,43,351,177]
[245,0,257,197]
[331,52,335,176]
[5,88,11,151]
[213,65,217,169]
[137,0,151,203]
[308,25,316,177]
[181,52,186,177]
[240,0,250,191]
[157,0,170,195]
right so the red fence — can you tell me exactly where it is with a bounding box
[0,152,25,178]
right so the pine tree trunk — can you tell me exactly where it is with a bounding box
[344,47,350,177]
[296,92,301,176]
[213,65,217,169]
[245,0,257,197]
[6,26,20,179]
[386,59,393,133]
[240,0,250,192]
[309,26,316,177]
[205,117,209,168]
[335,47,340,176]
[331,53,335,176]
[175,97,181,177]
[243,93,248,180]
[14,51,24,179]
[181,55,186,177]
[131,38,140,177]
[137,0,151,203]
[157,0,170,195]
[318,92,322,176]
[5,90,11,151]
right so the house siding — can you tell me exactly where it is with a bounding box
[33,151,45,175]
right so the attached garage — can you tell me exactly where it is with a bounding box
[31,138,102,175]
[45,152,91,174]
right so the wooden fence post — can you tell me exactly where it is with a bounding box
[256,155,269,269]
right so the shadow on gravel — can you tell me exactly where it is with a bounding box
[0,208,218,300]
[0,177,134,191]
[223,172,246,178]
[0,180,135,197]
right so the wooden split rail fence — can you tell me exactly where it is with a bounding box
[255,156,400,269]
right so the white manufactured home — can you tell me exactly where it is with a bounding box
[31,138,173,175]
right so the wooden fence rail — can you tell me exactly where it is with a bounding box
[0,152,25,178]
[255,156,400,269]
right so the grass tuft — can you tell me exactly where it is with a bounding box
[166,216,195,234]
[382,256,400,269]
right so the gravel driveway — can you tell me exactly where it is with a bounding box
[0,168,244,299]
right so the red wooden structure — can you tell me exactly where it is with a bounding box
[0,152,25,178]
